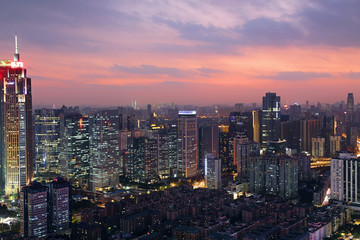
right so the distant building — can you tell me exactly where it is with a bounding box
[262,92,281,145]
[205,154,221,189]
[177,111,198,178]
[312,137,325,157]
[252,110,262,144]
[234,135,260,180]
[329,135,341,156]
[300,119,319,153]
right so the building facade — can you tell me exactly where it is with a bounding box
[177,111,198,178]
[0,38,33,195]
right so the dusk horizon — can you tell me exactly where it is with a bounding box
[1,0,360,106]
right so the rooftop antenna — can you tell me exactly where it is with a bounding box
[14,34,20,61]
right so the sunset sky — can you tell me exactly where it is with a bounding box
[1,0,360,107]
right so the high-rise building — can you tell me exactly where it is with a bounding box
[60,111,90,188]
[229,112,253,140]
[177,111,198,178]
[20,178,71,238]
[262,92,281,145]
[252,110,262,144]
[329,135,341,156]
[219,127,233,171]
[127,137,145,182]
[250,156,298,198]
[0,37,33,195]
[157,123,177,178]
[331,153,358,203]
[234,136,260,180]
[289,104,302,121]
[49,177,71,233]
[347,93,354,114]
[34,109,62,181]
[89,110,120,191]
[300,119,319,153]
[20,182,48,238]
[144,138,158,183]
[205,154,221,189]
[312,137,325,157]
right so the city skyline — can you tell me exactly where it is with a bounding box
[1,1,360,106]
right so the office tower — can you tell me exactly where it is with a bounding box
[234,103,244,112]
[234,136,260,180]
[229,112,253,139]
[262,92,281,145]
[331,153,358,203]
[312,137,325,157]
[289,104,302,121]
[219,127,233,171]
[132,100,136,110]
[0,37,33,195]
[211,124,219,157]
[329,135,341,156]
[60,112,90,188]
[321,116,335,156]
[205,154,221,189]
[49,177,71,233]
[280,120,301,152]
[89,110,120,191]
[198,119,215,169]
[127,114,136,131]
[300,119,319,153]
[144,138,158,183]
[249,157,265,194]
[147,104,152,118]
[34,109,62,180]
[347,93,354,114]
[157,124,177,178]
[20,182,48,238]
[177,111,198,178]
[127,137,146,183]
[252,110,262,143]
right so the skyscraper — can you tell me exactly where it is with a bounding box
[89,110,120,191]
[34,109,62,181]
[347,93,354,114]
[20,181,48,238]
[262,92,280,146]
[0,37,33,195]
[177,111,198,178]
[205,154,221,189]
[60,110,90,188]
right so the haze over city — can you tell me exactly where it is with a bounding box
[1,0,360,106]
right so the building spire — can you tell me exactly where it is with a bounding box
[14,34,20,61]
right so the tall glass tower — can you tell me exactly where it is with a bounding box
[0,37,33,195]
[262,92,280,146]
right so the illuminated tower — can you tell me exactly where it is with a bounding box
[0,37,33,195]
[262,92,280,145]
[177,111,198,178]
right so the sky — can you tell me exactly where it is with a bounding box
[1,0,360,107]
